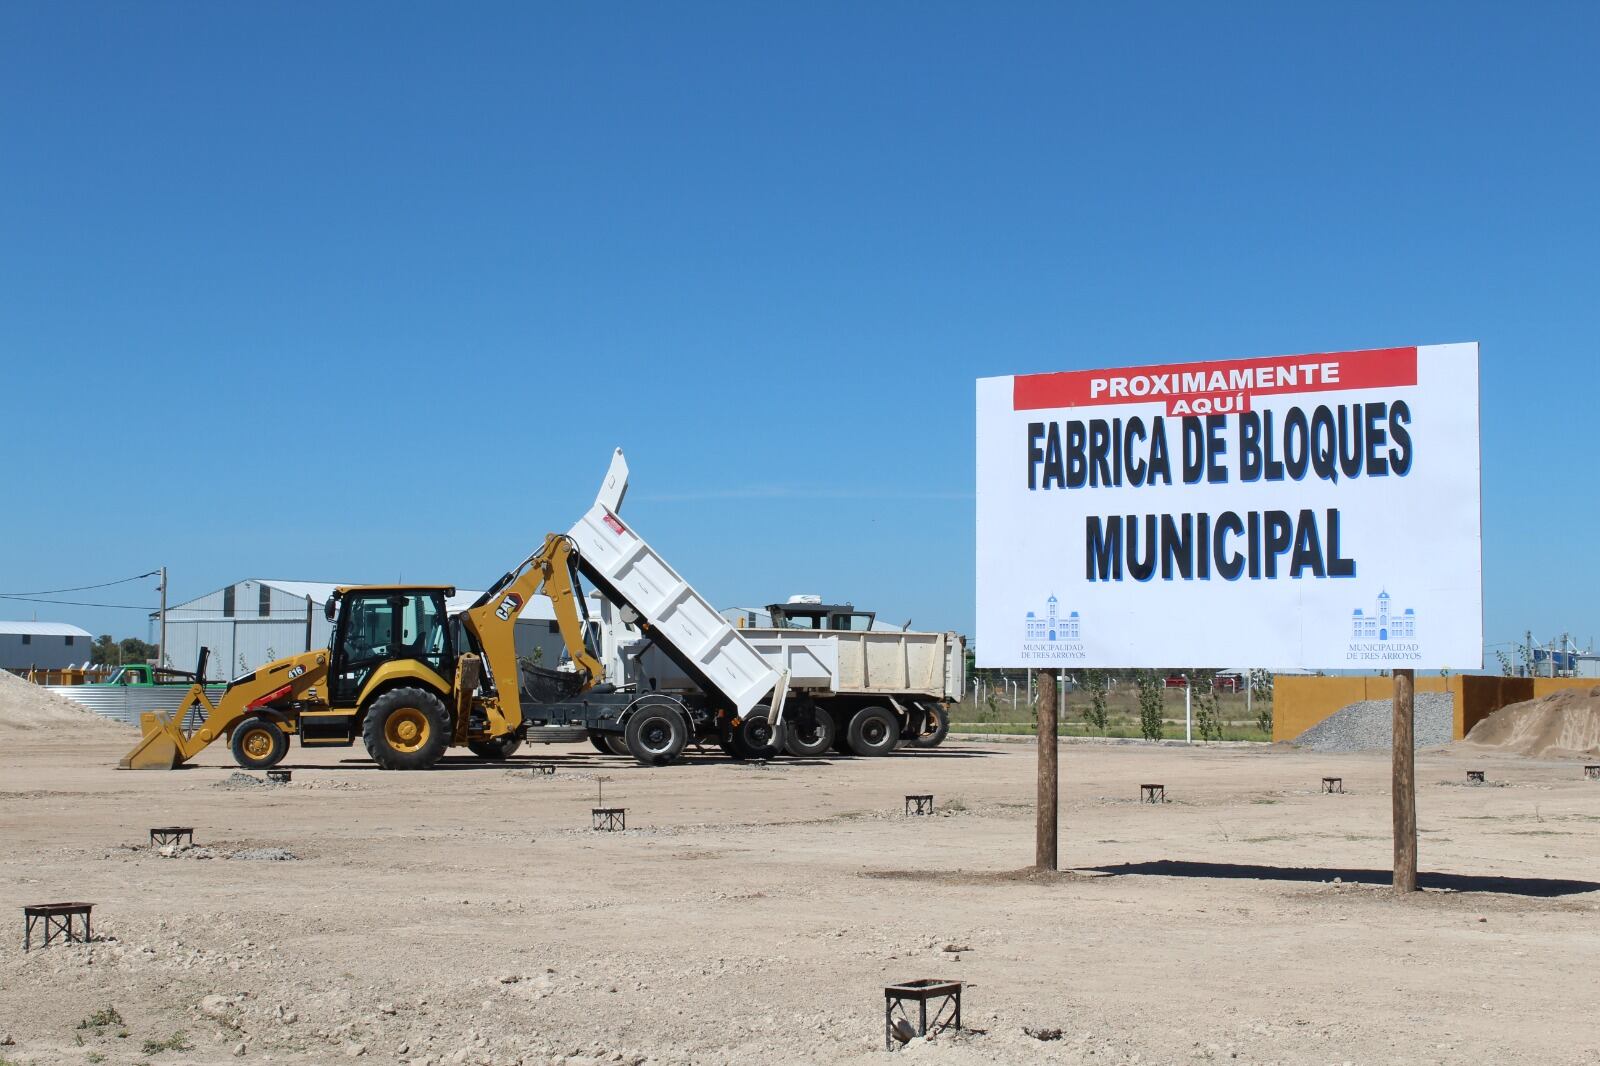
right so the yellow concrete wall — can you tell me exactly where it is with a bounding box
[1531,677,1600,697]
[1270,674,1557,742]
[1274,674,1600,744]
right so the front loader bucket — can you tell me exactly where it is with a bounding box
[119,712,186,770]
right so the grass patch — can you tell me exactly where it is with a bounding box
[77,1007,124,1031]
[950,717,1271,742]
[140,1032,192,1054]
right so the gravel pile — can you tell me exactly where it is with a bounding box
[1294,692,1455,752]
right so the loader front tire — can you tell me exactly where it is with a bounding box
[363,688,451,771]
[231,717,287,770]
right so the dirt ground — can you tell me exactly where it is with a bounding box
[2,729,1598,1066]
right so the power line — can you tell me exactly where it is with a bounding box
[0,595,154,610]
[0,570,159,597]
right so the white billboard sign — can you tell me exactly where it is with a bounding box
[975,343,1481,670]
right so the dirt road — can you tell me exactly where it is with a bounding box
[2,731,1597,1065]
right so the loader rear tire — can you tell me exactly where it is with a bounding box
[231,717,287,770]
[783,707,835,758]
[589,733,611,754]
[603,734,632,757]
[467,732,523,761]
[625,705,688,766]
[846,706,899,757]
[363,688,451,771]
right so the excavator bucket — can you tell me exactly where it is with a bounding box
[119,711,186,770]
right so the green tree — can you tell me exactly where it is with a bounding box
[1081,668,1109,734]
[90,635,157,667]
[1249,668,1274,736]
[1191,669,1223,741]
[1135,671,1165,741]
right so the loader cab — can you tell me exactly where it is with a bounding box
[326,586,455,705]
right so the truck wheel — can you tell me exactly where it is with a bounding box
[231,717,287,770]
[730,705,784,761]
[589,733,611,754]
[847,706,899,757]
[603,734,632,757]
[912,704,951,748]
[362,687,451,770]
[783,707,835,757]
[625,706,687,766]
[467,732,523,760]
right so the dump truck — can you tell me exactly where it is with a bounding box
[121,450,790,770]
[625,597,964,757]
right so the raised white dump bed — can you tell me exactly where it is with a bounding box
[566,450,785,720]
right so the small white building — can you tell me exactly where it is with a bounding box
[0,621,94,671]
[156,578,600,682]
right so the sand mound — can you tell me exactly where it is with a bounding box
[0,669,130,732]
[1461,685,1600,758]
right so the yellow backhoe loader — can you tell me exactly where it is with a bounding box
[121,535,604,770]
[121,449,790,771]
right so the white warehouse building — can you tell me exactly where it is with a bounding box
[1,620,95,671]
[155,578,600,682]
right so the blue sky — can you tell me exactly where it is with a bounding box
[2,3,1596,662]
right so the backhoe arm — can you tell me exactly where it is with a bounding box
[459,534,604,738]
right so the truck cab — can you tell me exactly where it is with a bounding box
[107,664,156,686]
[765,597,877,632]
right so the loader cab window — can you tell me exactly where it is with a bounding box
[330,590,452,703]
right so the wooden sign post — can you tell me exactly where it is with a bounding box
[1392,668,1417,893]
[1036,667,1059,872]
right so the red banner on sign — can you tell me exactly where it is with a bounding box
[1013,346,1418,416]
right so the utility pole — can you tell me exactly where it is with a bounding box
[158,566,168,668]
[1036,666,1059,871]
[1392,668,1417,893]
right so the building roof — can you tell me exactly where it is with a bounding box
[0,620,93,638]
